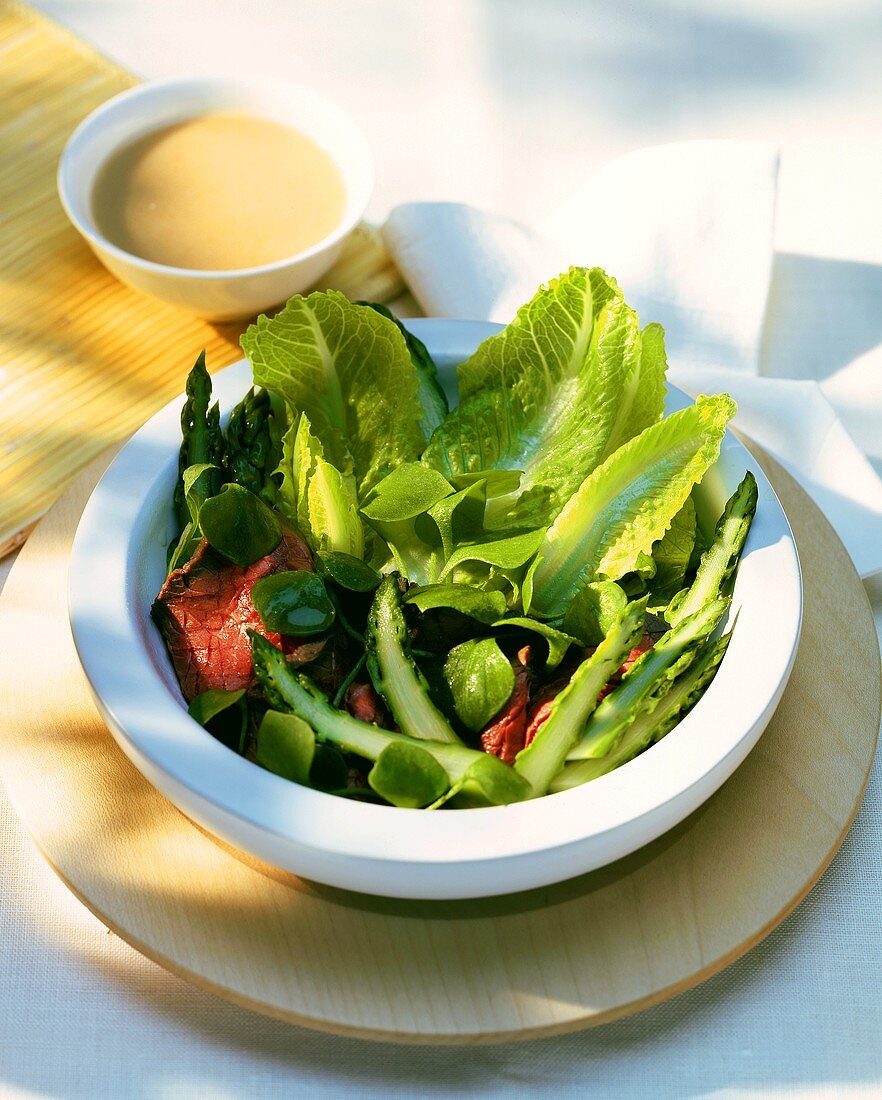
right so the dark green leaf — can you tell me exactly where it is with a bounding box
[443,637,515,732]
[188,688,248,754]
[199,483,282,567]
[309,744,350,791]
[251,571,335,636]
[316,551,381,592]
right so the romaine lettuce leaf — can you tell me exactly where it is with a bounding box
[524,394,736,619]
[644,495,697,610]
[422,267,667,528]
[242,291,426,497]
[274,412,364,558]
[359,301,449,441]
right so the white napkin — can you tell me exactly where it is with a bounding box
[382,141,882,579]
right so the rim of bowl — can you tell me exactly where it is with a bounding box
[57,76,375,280]
[68,321,804,868]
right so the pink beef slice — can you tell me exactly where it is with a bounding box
[480,647,531,765]
[344,682,386,726]
[152,529,313,702]
[523,632,659,747]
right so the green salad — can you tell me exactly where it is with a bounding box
[151,267,756,809]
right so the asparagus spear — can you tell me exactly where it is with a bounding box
[174,351,222,530]
[223,386,281,503]
[367,574,463,744]
[551,630,732,792]
[250,631,529,807]
[566,597,730,761]
[514,599,646,797]
[666,472,757,626]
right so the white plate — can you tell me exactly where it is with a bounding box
[69,320,802,899]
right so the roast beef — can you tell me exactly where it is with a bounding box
[480,647,531,765]
[522,631,661,747]
[152,529,313,702]
[344,682,386,726]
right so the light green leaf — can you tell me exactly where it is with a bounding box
[439,528,546,581]
[274,412,364,558]
[525,395,736,619]
[423,268,667,528]
[561,581,629,646]
[405,584,508,624]
[645,495,697,610]
[242,291,426,497]
[256,710,316,785]
[490,617,579,669]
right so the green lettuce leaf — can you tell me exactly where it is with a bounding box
[359,302,449,441]
[423,267,667,528]
[525,394,736,619]
[242,291,426,497]
[274,412,364,558]
[644,495,697,610]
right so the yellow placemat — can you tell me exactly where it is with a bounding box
[0,0,403,557]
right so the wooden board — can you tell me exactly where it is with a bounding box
[0,0,402,557]
[0,446,878,1044]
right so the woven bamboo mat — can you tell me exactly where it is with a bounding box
[0,0,402,557]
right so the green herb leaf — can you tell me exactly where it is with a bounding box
[199,483,282,567]
[251,571,335,636]
[561,580,628,646]
[405,583,508,624]
[316,551,381,592]
[490,616,579,669]
[368,741,450,808]
[443,637,516,732]
[256,709,316,784]
[188,688,248,754]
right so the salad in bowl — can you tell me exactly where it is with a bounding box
[150,268,758,810]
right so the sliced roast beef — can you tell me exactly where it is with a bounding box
[522,629,662,747]
[344,682,386,726]
[480,647,531,765]
[152,529,313,702]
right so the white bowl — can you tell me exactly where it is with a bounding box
[57,78,373,320]
[69,320,802,899]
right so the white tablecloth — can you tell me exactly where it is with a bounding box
[2,2,881,1095]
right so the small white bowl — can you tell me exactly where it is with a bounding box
[69,321,803,899]
[57,78,374,321]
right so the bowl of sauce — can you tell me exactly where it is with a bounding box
[58,78,373,320]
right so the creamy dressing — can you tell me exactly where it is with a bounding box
[91,112,346,271]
